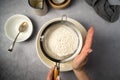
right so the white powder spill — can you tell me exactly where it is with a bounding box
[45,23,79,59]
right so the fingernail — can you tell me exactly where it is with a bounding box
[88,49,93,53]
[56,76,60,80]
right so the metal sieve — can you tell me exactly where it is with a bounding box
[40,15,82,63]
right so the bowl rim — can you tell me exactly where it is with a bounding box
[4,14,33,42]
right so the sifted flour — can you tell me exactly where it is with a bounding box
[46,23,79,59]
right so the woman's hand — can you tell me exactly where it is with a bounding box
[46,67,60,80]
[72,26,94,80]
[72,26,94,70]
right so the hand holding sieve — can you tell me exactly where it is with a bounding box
[40,15,82,80]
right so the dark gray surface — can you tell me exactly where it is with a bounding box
[0,0,120,80]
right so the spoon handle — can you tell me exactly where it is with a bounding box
[8,32,20,52]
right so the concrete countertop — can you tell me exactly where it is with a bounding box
[0,0,120,80]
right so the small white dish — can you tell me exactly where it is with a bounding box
[36,17,87,72]
[5,14,33,42]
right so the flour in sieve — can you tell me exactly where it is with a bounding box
[47,24,79,58]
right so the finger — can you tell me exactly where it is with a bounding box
[46,67,54,80]
[72,56,88,70]
[73,27,94,65]
[73,51,89,65]
[81,57,88,66]
[78,26,94,60]
[83,26,94,49]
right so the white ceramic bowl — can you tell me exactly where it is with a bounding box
[36,17,87,71]
[4,14,33,42]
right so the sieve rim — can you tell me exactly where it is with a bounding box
[39,20,83,63]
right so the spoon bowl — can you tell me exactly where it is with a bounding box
[19,22,28,32]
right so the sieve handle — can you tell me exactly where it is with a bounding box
[53,63,60,80]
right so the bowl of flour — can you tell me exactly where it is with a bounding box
[39,18,83,63]
[36,17,87,71]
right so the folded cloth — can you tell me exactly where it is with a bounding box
[85,0,120,22]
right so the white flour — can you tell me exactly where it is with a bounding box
[46,23,79,59]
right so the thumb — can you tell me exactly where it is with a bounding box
[46,67,54,80]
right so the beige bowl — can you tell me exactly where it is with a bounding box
[36,17,87,71]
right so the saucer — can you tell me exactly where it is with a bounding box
[4,14,33,42]
[36,17,87,72]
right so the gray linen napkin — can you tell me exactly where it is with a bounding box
[85,0,120,22]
